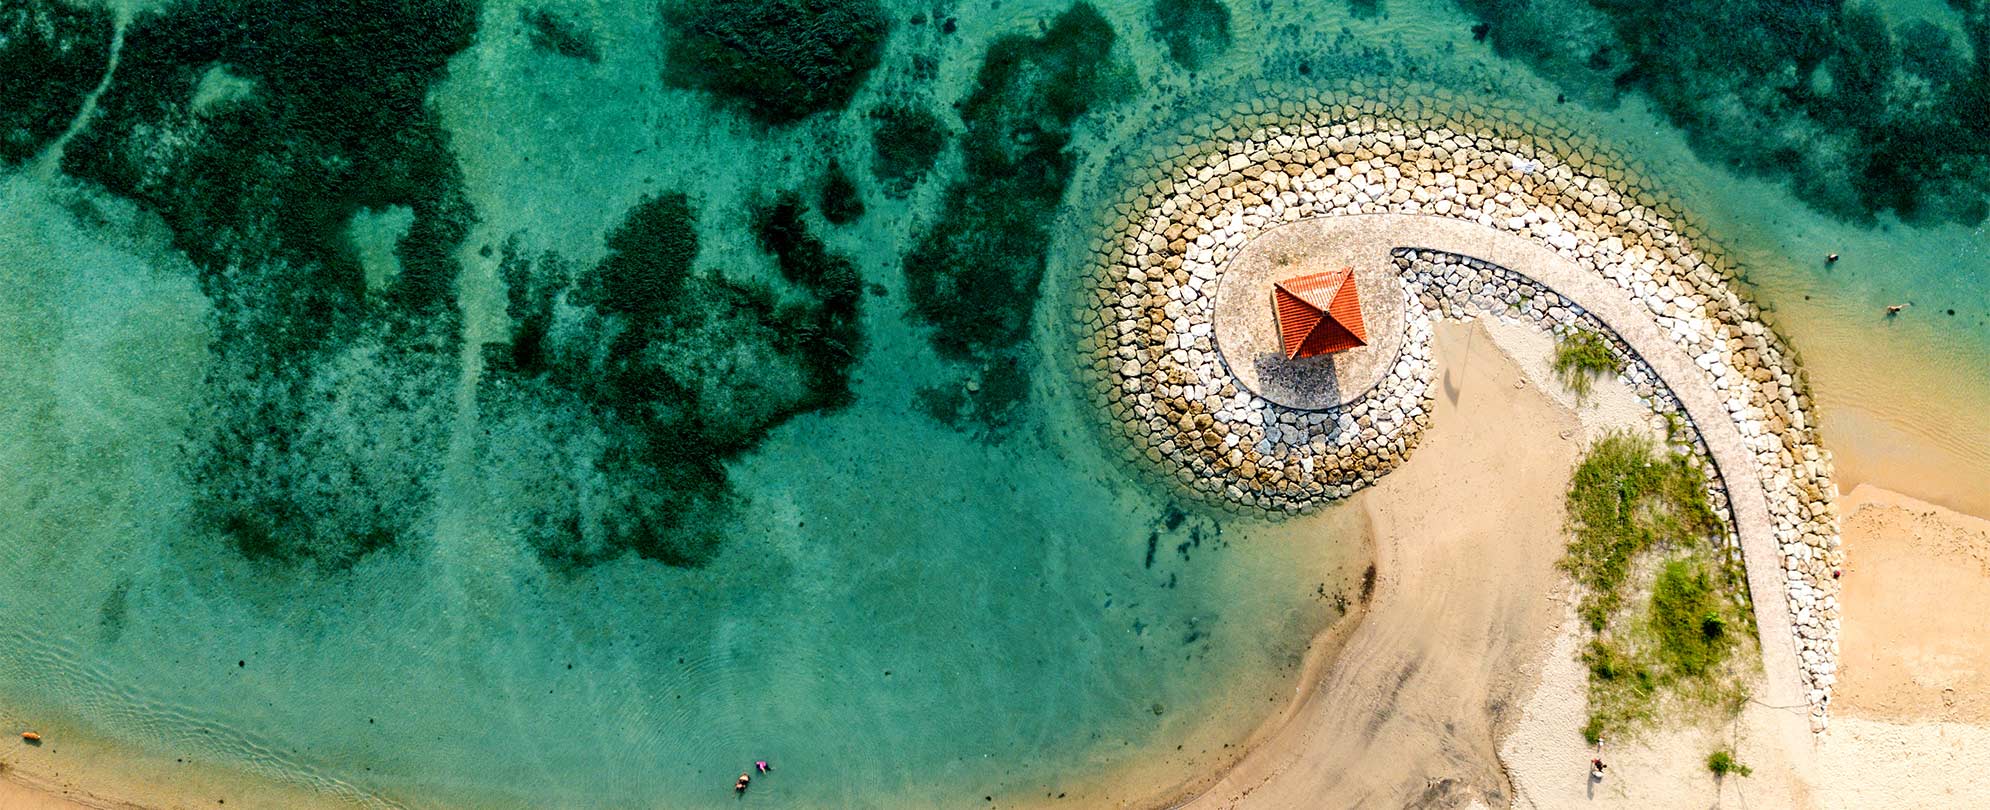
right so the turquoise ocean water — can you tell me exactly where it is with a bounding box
[1,0,1985,806]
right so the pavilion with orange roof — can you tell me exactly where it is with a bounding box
[1272,266,1369,360]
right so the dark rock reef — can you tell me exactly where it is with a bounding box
[0,0,114,164]
[903,4,1127,432]
[477,192,862,568]
[661,0,890,125]
[867,102,947,197]
[52,0,482,569]
[1459,0,1990,225]
[1151,0,1232,71]
[522,6,601,63]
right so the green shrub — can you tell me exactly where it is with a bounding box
[1552,329,1621,400]
[1708,749,1752,778]
[1650,559,1732,676]
[1565,433,1750,743]
[1581,714,1607,746]
[1562,432,1722,628]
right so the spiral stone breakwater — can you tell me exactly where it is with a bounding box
[1071,94,1844,730]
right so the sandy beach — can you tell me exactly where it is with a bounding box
[1171,316,1990,810]
[1183,318,1581,807]
[0,778,102,810]
[0,727,351,810]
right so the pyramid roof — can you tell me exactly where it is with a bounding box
[1272,267,1368,359]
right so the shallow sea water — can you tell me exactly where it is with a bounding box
[0,0,1985,807]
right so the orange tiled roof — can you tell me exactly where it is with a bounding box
[1273,267,1367,359]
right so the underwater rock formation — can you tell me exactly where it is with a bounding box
[477,192,862,567]
[867,103,946,198]
[521,7,601,62]
[661,0,890,125]
[1151,0,1232,71]
[903,3,1126,430]
[819,159,866,224]
[48,0,481,568]
[0,0,113,164]
[1458,0,1990,224]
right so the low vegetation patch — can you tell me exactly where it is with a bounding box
[1563,432,1752,744]
[1551,329,1621,400]
[1708,749,1752,778]
[1563,432,1722,628]
[1649,558,1728,676]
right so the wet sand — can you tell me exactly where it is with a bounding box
[0,777,100,810]
[0,705,402,810]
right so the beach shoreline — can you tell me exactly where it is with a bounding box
[0,711,377,810]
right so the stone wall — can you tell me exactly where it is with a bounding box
[1401,249,1738,554]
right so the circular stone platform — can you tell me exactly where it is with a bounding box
[1211,218,1407,410]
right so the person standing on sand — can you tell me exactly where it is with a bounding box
[1591,758,1606,780]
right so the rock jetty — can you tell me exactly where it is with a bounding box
[1071,95,1844,730]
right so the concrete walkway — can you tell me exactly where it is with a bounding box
[1252,213,1807,739]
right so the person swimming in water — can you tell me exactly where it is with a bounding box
[756,760,770,774]
[735,772,751,793]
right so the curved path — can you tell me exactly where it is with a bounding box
[1182,214,1807,807]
